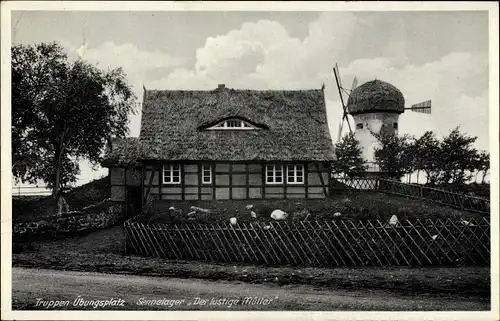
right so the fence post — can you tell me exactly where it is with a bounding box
[420,186,424,198]
[460,194,465,210]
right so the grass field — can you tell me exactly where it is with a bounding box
[143,191,487,225]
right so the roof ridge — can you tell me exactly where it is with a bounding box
[145,88,324,93]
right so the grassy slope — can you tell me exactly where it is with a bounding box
[12,225,490,297]
[12,176,110,222]
[144,191,486,224]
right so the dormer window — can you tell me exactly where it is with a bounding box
[227,120,243,128]
[206,118,257,130]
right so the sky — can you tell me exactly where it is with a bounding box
[11,10,490,186]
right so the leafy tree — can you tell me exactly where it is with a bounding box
[331,132,367,177]
[474,150,490,184]
[12,42,137,208]
[439,127,478,186]
[373,131,413,180]
[402,135,418,183]
[413,131,442,184]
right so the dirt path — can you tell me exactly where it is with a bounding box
[11,267,489,311]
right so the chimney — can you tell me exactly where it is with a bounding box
[218,84,225,89]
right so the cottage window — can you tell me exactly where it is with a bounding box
[206,118,256,130]
[163,164,181,184]
[266,165,283,184]
[356,123,363,129]
[287,165,304,184]
[227,120,242,128]
[202,164,212,184]
[393,123,398,129]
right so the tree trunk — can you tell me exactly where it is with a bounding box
[424,170,431,185]
[481,171,487,184]
[53,141,66,214]
[54,156,62,213]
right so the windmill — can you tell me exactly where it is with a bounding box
[332,63,433,174]
[333,63,357,144]
[332,63,432,143]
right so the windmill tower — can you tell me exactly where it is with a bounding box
[333,64,432,174]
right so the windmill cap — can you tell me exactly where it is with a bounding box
[346,79,405,115]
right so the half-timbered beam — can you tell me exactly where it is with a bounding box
[212,163,216,200]
[283,164,288,199]
[304,162,309,199]
[197,164,202,200]
[314,163,328,197]
[158,164,163,201]
[181,164,185,201]
[143,164,155,204]
[245,163,250,199]
[261,164,266,199]
[229,163,233,200]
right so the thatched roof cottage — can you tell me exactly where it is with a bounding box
[102,84,335,214]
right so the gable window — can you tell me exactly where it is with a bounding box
[163,164,181,184]
[266,164,283,184]
[206,118,257,130]
[227,120,243,128]
[287,164,304,184]
[202,164,212,184]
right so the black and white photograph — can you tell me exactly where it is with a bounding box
[1,1,498,320]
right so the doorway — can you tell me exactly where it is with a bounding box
[126,186,142,218]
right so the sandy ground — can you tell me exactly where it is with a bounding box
[11,267,490,311]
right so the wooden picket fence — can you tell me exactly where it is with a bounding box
[124,217,490,267]
[332,178,490,214]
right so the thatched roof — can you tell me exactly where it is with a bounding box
[103,85,336,165]
[347,80,405,115]
[102,137,142,167]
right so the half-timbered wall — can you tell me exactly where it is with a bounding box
[109,167,142,202]
[109,167,143,218]
[142,162,330,200]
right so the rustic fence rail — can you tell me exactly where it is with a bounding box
[332,178,490,214]
[124,217,490,267]
[11,185,52,197]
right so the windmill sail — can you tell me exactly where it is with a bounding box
[409,100,432,114]
[335,63,344,91]
[333,63,353,133]
[351,76,358,92]
[337,120,344,143]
